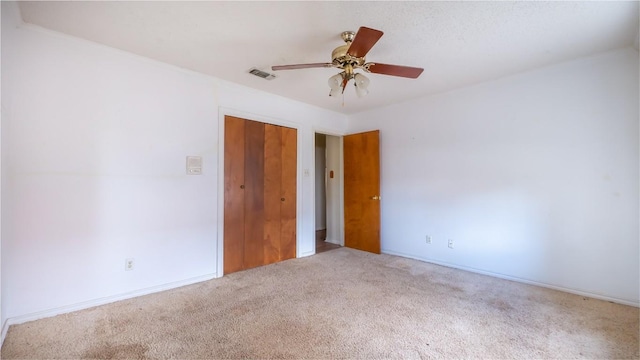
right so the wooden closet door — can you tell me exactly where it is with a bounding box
[224,117,297,274]
[280,126,297,261]
[264,124,297,263]
[263,124,283,264]
[243,120,266,270]
[223,116,246,274]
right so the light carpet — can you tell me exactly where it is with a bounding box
[2,248,638,359]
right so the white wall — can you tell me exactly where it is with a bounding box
[1,0,23,341]
[1,10,347,330]
[325,135,343,245]
[349,47,639,305]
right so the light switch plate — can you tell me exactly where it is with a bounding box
[187,156,202,175]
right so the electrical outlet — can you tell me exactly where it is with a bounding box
[125,258,135,271]
[426,235,432,244]
[448,239,454,249]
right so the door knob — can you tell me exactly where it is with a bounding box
[370,195,381,200]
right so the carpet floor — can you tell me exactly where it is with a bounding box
[2,248,638,359]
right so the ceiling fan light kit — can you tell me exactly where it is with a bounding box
[353,73,370,98]
[328,73,344,97]
[272,26,424,99]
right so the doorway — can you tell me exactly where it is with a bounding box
[314,130,381,255]
[315,133,342,253]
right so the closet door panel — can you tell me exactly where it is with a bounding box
[263,124,283,264]
[243,120,266,270]
[223,116,246,274]
[280,126,297,261]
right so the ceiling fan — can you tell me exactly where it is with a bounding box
[272,26,424,98]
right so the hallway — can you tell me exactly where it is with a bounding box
[315,229,340,254]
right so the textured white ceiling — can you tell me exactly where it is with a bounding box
[17,1,639,115]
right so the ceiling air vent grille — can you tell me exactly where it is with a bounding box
[249,68,276,80]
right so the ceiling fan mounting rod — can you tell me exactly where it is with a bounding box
[341,31,356,43]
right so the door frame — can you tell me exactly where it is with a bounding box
[311,128,382,254]
[312,129,345,247]
[217,107,303,277]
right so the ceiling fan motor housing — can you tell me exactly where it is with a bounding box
[332,31,366,71]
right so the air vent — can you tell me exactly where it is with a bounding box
[249,68,276,80]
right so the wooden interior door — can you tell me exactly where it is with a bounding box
[344,130,381,254]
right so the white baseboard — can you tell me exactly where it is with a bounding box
[299,250,315,258]
[1,273,217,346]
[381,249,639,308]
[324,238,341,246]
[1,319,8,348]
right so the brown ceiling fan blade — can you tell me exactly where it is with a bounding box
[347,27,383,58]
[366,63,424,79]
[272,63,333,71]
